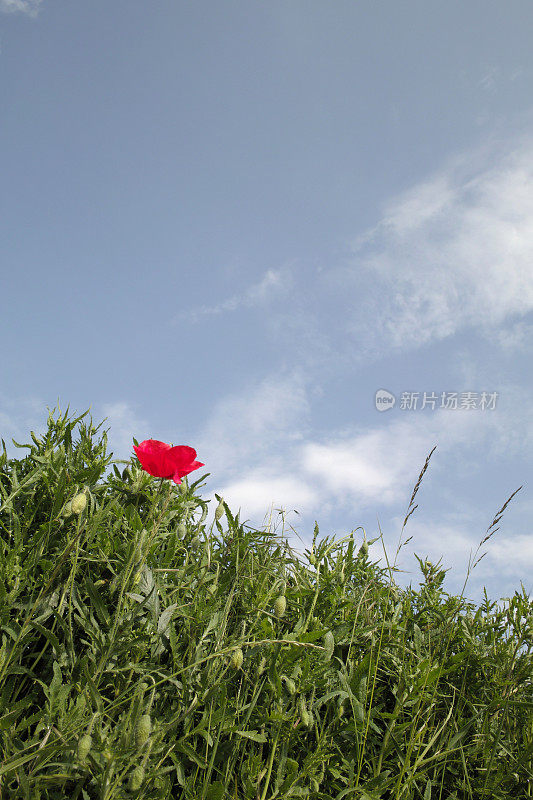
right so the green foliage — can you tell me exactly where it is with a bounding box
[0,408,531,799]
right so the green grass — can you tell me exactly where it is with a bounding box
[0,408,531,799]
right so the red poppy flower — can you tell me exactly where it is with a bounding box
[133,439,204,484]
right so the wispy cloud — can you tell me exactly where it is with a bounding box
[198,366,532,528]
[0,394,48,455]
[386,514,532,600]
[0,0,43,16]
[345,137,533,357]
[218,472,315,520]
[492,319,533,352]
[196,370,310,470]
[179,267,292,323]
[99,402,150,460]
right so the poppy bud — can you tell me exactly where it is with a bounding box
[62,500,72,516]
[274,595,286,618]
[298,696,312,728]
[177,522,186,539]
[77,733,92,762]
[283,676,296,695]
[135,714,151,748]
[323,630,335,661]
[231,648,244,670]
[128,765,145,792]
[359,541,368,557]
[71,493,87,515]
[215,499,225,521]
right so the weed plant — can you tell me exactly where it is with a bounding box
[0,409,531,799]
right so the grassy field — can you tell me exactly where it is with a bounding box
[0,409,531,799]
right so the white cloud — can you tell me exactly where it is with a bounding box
[301,425,425,506]
[217,471,315,519]
[0,0,42,16]
[385,514,533,600]
[486,534,533,575]
[0,395,48,455]
[196,370,310,476]
[299,403,523,511]
[100,402,150,460]
[347,138,533,355]
[180,267,291,322]
[198,365,533,531]
[492,318,533,352]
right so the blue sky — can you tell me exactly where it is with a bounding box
[1,0,532,602]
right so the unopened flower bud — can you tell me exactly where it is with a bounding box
[135,714,151,748]
[77,733,92,762]
[71,493,87,515]
[215,499,225,521]
[323,630,335,661]
[128,765,145,791]
[283,676,296,695]
[231,648,244,670]
[298,696,312,728]
[274,595,287,618]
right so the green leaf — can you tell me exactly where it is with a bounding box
[205,782,226,800]
[158,603,178,635]
[29,621,62,659]
[177,739,208,768]
[84,577,111,626]
[234,730,268,743]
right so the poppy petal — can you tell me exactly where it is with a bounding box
[134,439,203,482]
[134,440,173,478]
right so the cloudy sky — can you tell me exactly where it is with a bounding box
[1,1,532,602]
